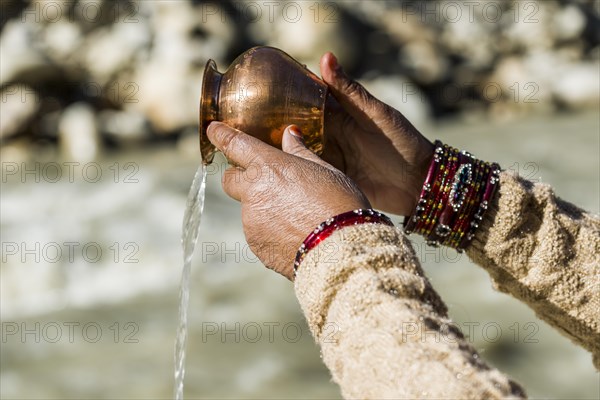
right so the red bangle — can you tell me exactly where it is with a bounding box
[293,209,394,277]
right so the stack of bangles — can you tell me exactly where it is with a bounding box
[293,140,500,277]
[403,140,500,250]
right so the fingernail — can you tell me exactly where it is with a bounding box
[287,125,303,139]
[330,53,339,69]
[329,53,342,73]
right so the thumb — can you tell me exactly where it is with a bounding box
[320,52,393,131]
[282,125,334,169]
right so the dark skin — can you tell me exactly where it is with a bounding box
[207,123,370,280]
[207,52,435,280]
[319,52,435,216]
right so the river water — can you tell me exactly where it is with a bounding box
[1,112,598,399]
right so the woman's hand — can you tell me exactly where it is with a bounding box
[320,52,435,216]
[207,121,370,280]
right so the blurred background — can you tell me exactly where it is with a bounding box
[1,0,599,398]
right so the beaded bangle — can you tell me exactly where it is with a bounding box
[404,140,501,251]
[404,144,446,234]
[460,164,500,248]
[293,209,394,277]
[445,161,486,248]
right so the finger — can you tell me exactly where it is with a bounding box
[222,166,245,202]
[207,121,274,168]
[320,52,393,130]
[281,125,336,170]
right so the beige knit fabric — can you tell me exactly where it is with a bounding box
[467,171,600,368]
[294,171,599,399]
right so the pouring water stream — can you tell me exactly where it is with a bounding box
[174,163,208,400]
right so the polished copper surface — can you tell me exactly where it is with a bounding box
[199,46,329,164]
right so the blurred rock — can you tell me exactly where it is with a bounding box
[42,21,82,64]
[126,1,224,133]
[0,20,48,85]
[401,40,448,84]
[502,1,556,52]
[58,102,101,162]
[440,2,498,69]
[522,51,565,106]
[364,76,431,126]
[0,85,39,139]
[489,67,546,120]
[0,0,597,147]
[82,20,151,84]
[130,63,201,133]
[98,110,150,145]
[553,62,600,108]
[382,9,436,45]
[145,0,231,66]
[248,2,353,68]
[553,5,586,41]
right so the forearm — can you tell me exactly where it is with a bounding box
[295,223,526,399]
[466,171,600,368]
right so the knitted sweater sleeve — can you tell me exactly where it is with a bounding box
[466,171,600,368]
[293,171,599,398]
[294,223,526,399]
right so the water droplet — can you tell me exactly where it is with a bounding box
[456,373,463,379]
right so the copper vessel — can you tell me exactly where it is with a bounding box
[199,46,330,164]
